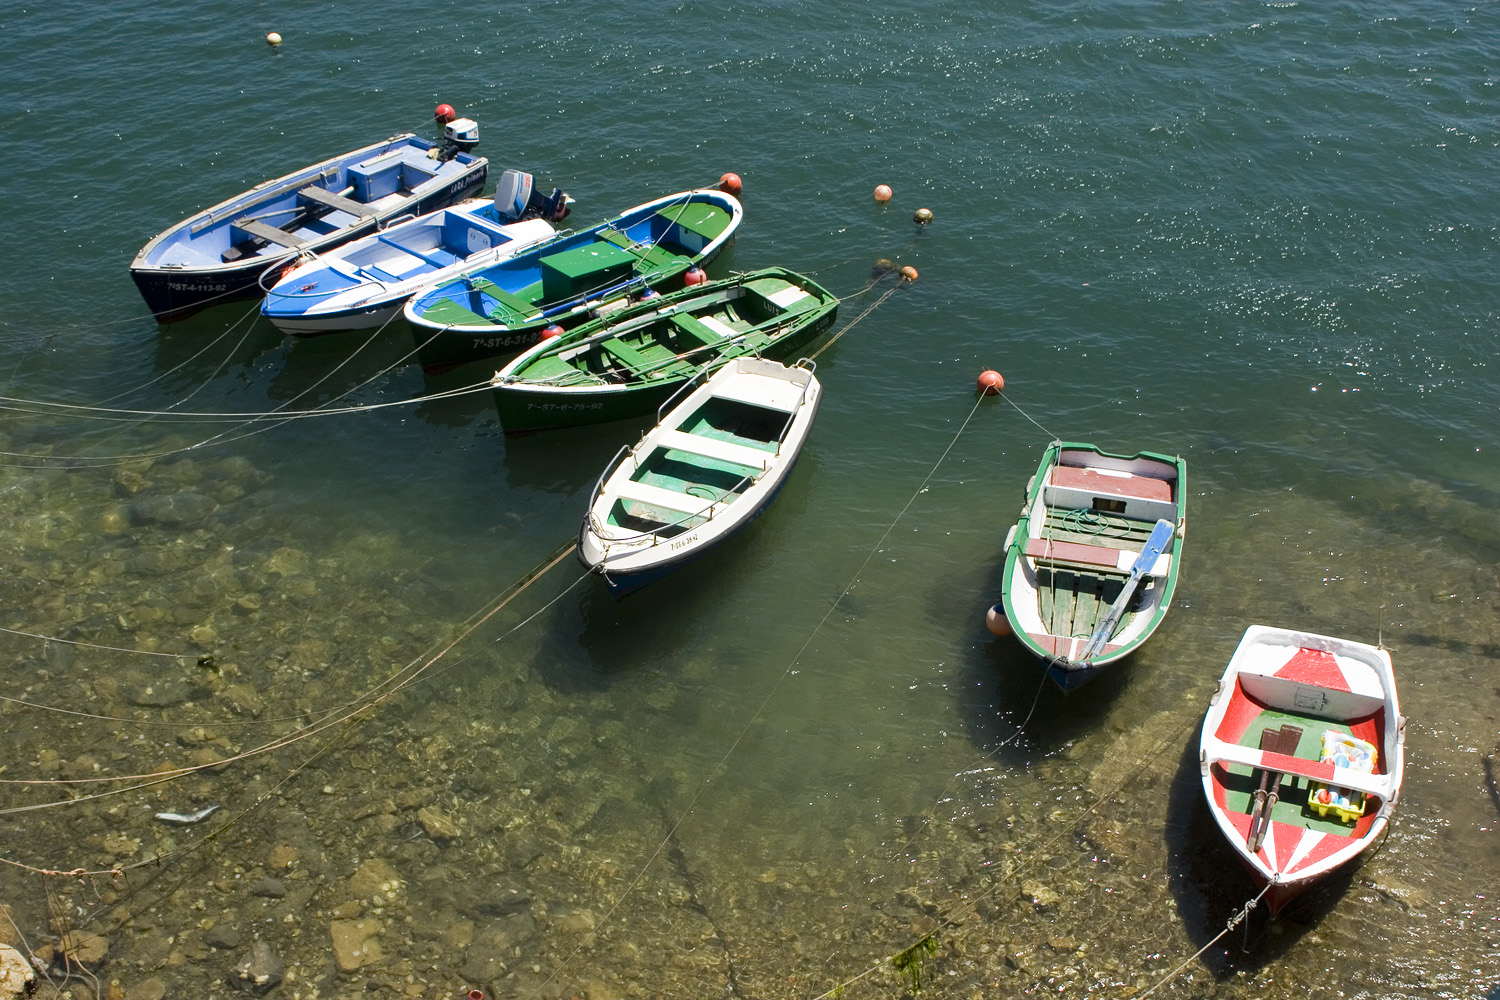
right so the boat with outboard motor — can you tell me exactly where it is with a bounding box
[260,169,570,336]
[996,441,1186,690]
[489,267,837,433]
[404,187,742,374]
[131,116,488,321]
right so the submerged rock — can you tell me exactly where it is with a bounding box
[230,938,284,994]
[130,492,217,528]
[329,918,382,972]
[0,944,34,999]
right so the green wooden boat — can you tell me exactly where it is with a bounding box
[996,441,1187,690]
[488,267,838,433]
[405,188,742,374]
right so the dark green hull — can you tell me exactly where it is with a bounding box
[490,268,838,433]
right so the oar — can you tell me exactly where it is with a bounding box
[1077,518,1175,662]
[1247,725,1304,853]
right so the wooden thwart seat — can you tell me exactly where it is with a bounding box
[656,430,769,471]
[613,479,717,517]
[1204,738,1393,801]
[1026,632,1122,661]
[466,279,542,320]
[1050,466,1171,502]
[235,219,307,248]
[299,185,376,218]
[1025,537,1133,572]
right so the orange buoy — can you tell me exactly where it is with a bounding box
[434,104,456,124]
[540,324,565,340]
[985,605,1013,636]
[873,184,893,203]
[913,207,933,224]
[899,265,918,282]
[977,370,1004,395]
[718,172,742,195]
[683,267,707,286]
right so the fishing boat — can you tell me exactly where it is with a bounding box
[404,188,743,374]
[997,441,1186,690]
[1199,625,1405,916]
[131,118,488,321]
[259,169,570,335]
[489,267,837,433]
[577,357,820,597]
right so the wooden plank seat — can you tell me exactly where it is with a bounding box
[466,278,543,321]
[1204,738,1394,801]
[1025,537,1135,573]
[1050,466,1172,502]
[376,235,456,269]
[655,430,770,472]
[234,219,307,248]
[1027,632,1122,661]
[612,479,718,517]
[299,185,377,218]
[671,313,727,347]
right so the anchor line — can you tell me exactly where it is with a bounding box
[1137,876,1278,999]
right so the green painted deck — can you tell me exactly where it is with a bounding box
[1218,711,1365,837]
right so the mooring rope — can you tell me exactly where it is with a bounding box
[804,273,911,364]
[532,388,988,1000]
[1137,877,1278,999]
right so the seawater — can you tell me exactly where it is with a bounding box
[0,3,1497,998]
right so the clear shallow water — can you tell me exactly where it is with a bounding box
[1,2,1498,998]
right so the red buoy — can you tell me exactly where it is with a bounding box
[718,172,742,195]
[434,104,456,124]
[985,605,1013,636]
[540,324,565,340]
[683,267,707,286]
[899,265,918,282]
[873,184,893,203]
[977,370,1004,395]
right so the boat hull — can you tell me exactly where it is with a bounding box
[491,268,837,433]
[997,441,1186,690]
[261,201,557,337]
[130,133,486,322]
[406,189,742,374]
[577,357,820,598]
[1198,625,1405,918]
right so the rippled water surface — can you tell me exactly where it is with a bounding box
[1,3,1497,998]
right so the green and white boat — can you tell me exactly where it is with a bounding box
[489,267,838,433]
[405,188,742,374]
[996,441,1187,690]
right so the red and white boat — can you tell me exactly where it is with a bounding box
[1199,625,1405,916]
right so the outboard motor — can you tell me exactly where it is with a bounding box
[494,169,574,223]
[439,117,480,160]
[494,169,534,222]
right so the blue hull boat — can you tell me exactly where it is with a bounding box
[131,120,488,322]
[260,170,569,336]
[403,188,742,374]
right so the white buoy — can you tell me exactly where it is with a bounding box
[266,32,283,46]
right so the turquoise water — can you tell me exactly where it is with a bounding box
[1,3,1497,997]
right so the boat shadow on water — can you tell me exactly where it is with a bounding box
[1162,725,1373,980]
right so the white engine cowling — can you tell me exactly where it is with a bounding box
[493,169,535,221]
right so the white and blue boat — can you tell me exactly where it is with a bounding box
[577,357,820,598]
[130,118,489,321]
[404,188,742,374]
[260,170,570,336]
